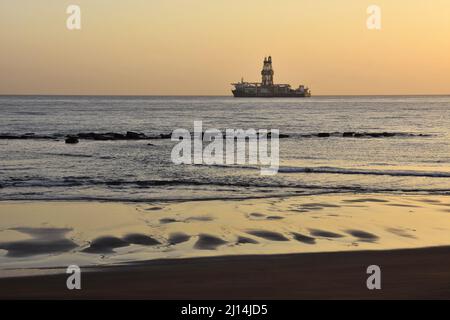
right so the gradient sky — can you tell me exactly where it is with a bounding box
[1,0,449,95]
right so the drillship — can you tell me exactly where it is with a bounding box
[232,56,311,97]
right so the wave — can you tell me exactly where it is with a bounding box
[1,189,449,203]
[2,176,450,194]
[278,166,450,178]
[44,153,93,158]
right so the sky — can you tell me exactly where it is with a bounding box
[1,0,450,95]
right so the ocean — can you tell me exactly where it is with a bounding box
[1,95,449,202]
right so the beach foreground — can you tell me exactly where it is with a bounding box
[1,246,450,299]
[1,194,450,299]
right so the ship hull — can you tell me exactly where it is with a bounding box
[232,90,311,98]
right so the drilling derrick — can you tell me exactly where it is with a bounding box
[261,56,274,87]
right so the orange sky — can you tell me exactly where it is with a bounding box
[1,0,449,95]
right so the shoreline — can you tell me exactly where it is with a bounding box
[1,194,450,299]
[1,246,450,299]
[1,195,450,274]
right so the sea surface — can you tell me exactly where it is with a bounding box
[1,95,449,202]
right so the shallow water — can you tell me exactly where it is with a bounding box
[0,95,449,201]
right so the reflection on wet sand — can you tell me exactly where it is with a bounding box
[343,198,389,203]
[0,227,77,257]
[385,203,421,208]
[160,218,178,224]
[168,232,190,245]
[386,228,416,239]
[236,236,259,245]
[345,230,379,242]
[83,234,161,254]
[194,234,227,250]
[82,236,129,254]
[291,232,316,244]
[123,234,161,246]
[309,229,344,239]
[247,230,289,241]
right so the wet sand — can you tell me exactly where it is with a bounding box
[1,194,450,298]
[1,246,450,299]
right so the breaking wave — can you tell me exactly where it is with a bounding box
[277,166,450,178]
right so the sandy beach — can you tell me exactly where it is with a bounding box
[1,246,450,299]
[0,194,450,299]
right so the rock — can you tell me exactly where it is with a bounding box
[159,133,172,139]
[317,133,330,138]
[93,133,110,141]
[0,134,19,139]
[94,133,120,140]
[368,133,383,138]
[77,132,96,139]
[65,136,79,144]
[126,131,146,139]
[78,132,128,140]
[259,132,288,139]
[22,133,35,138]
[111,132,126,139]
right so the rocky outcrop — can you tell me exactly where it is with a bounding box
[308,132,432,139]
[317,133,331,138]
[0,131,432,142]
[0,133,54,140]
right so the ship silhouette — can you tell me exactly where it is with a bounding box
[232,56,311,97]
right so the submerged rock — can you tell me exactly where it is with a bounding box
[65,136,79,144]
[367,133,383,138]
[317,133,330,138]
[158,133,172,139]
[76,131,147,140]
[0,130,430,142]
[126,131,146,139]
